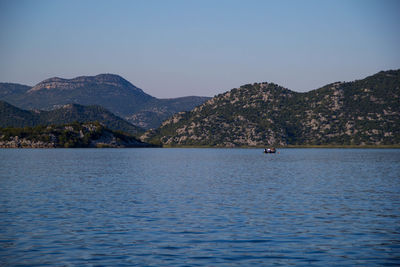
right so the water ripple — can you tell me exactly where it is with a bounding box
[0,148,399,266]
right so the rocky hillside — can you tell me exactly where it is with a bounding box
[0,74,210,129]
[0,122,154,148]
[143,70,400,146]
[0,101,143,136]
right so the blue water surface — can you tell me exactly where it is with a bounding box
[0,148,399,266]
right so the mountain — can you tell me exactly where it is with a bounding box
[25,74,153,115]
[0,83,31,100]
[0,122,154,148]
[0,101,143,136]
[142,70,400,146]
[0,100,38,127]
[125,96,212,128]
[0,74,210,129]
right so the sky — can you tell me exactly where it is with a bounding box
[0,0,399,98]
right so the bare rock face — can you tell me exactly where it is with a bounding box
[0,136,55,148]
[143,70,400,147]
[28,74,145,93]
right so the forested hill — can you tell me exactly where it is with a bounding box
[0,101,143,136]
[0,74,210,129]
[142,70,400,147]
[0,122,154,148]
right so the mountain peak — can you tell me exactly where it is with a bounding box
[28,74,144,94]
[93,73,125,81]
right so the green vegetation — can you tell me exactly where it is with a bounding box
[0,122,154,148]
[1,70,399,147]
[0,101,144,136]
[0,74,210,129]
[143,70,400,147]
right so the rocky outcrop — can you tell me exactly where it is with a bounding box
[0,136,56,148]
[28,74,145,94]
[143,70,400,146]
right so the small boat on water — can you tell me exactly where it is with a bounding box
[264,148,276,153]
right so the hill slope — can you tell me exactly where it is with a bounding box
[0,100,39,127]
[143,70,400,146]
[0,122,153,148]
[126,96,211,128]
[0,101,143,136]
[0,74,210,129]
[0,83,31,100]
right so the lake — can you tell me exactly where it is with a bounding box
[0,148,399,266]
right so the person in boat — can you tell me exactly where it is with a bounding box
[264,148,276,153]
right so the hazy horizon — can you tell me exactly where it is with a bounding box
[1,0,399,98]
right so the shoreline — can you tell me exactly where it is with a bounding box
[160,144,400,149]
[3,145,398,149]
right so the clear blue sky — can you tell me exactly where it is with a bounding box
[0,0,399,98]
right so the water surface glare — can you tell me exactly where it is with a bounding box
[0,148,399,266]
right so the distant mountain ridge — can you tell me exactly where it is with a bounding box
[0,74,210,129]
[0,83,31,99]
[0,101,143,136]
[28,74,146,94]
[142,70,400,146]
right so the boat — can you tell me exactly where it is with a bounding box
[264,148,276,153]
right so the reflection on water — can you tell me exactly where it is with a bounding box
[0,148,399,266]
